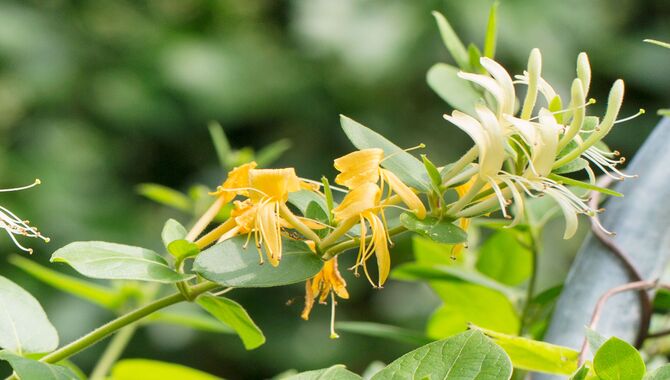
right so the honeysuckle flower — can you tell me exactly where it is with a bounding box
[302,257,349,338]
[0,179,49,253]
[332,182,390,287]
[210,161,258,203]
[334,148,426,219]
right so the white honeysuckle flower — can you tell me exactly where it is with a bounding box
[0,179,49,253]
[458,57,516,117]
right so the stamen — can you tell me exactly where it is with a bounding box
[380,143,426,163]
[0,179,41,192]
[614,109,645,124]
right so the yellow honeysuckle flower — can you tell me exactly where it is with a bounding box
[301,257,349,338]
[334,148,426,219]
[332,182,390,287]
[210,161,258,203]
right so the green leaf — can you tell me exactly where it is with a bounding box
[427,282,519,339]
[256,138,291,167]
[431,11,470,70]
[411,236,461,265]
[476,230,532,286]
[335,322,432,346]
[653,289,670,312]
[421,155,443,194]
[167,240,200,260]
[0,351,78,380]
[548,174,623,197]
[371,330,512,380]
[137,183,192,213]
[161,219,188,248]
[51,241,190,283]
[196,295,265,350]
[193,236,323,288]
[306,201,330,238]
[645,364,670,379]
[570,364,592,380]
[208,121,233,169]
[593,337,645,380]
[340,115,430,191]
[427,63,480,116]
[553,157,589,174]
[0,275,59,354]
[289,190,330,216]
[468,43,485,73]
[483,1,499,58]
[399,213,467,244]
[9,255,120,310]
[283,365,361,380]
[110,359,221,380]
[149,310,234,334]
[392,263,519,300]
[476,326,579,375]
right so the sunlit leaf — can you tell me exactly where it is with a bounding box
[476,230,532,286]
[371,330,512,380]
[283,365,361,380]
[167,240,200,260]
[483,1,499,58]
[161,219,188,248]
[110,359,220,380]
[0,276,59,354]
[196,295,265,350]
[51,241,190,283]
[593,337,645,380]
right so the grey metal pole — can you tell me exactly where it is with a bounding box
[538,118,670,378]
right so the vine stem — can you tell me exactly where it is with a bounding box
[89,324,138,380]
[37,281,219,366]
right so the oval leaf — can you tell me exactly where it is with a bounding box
[196,295,265,350]
[193,236,323,288]
[371,330,512,380]
[284,365,361,380]
[476,326,579,375]
[0,276,59,354]
[51,241,190,283]
[427,63,480,115]
[110,359,220,380]
[0,351,78,380]
[340,115,430,191]
[399,213,467,244]
[593,337,645,380]
[161,219,188,248]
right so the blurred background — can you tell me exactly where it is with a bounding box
[0,0,668,378]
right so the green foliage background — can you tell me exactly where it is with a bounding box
[0,0,667,378]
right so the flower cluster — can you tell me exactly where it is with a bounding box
[185,49,634,337]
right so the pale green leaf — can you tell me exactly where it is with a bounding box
[167,240,200,260]
[483,1,499,58]
[161,219,188,248]
[283,365,361,380]
[593,337,645,380]
[431,11,470,70]
[110,359,220,380]
[196,295,265,350]
[193,236,323,288]
[476,230,532,286]
[645,364,670,379]
[476,326,579,375]
[137,183,192,213]
[371,330,512,380]
[0,276,59,354]
[51,241,190,283]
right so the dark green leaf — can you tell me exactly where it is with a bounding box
[593,337,645,380]
[51,241,190,283]
[652,288,670,312]
[193,236,323,288]
[283,365,361,380]
[9,254,120,310]
[0,351,78,380]
[340,115,430,191]
[431,11,470,70]
[110,359,221,380]
[371,330,512,380]
[335,322,432,346]
[137,183,192,213]
[196,295,265,350]
[161,219,188,248]
[0,275,59,354]
[427,63,480,116]
[476,326,579,375]
[399,213,467,244]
